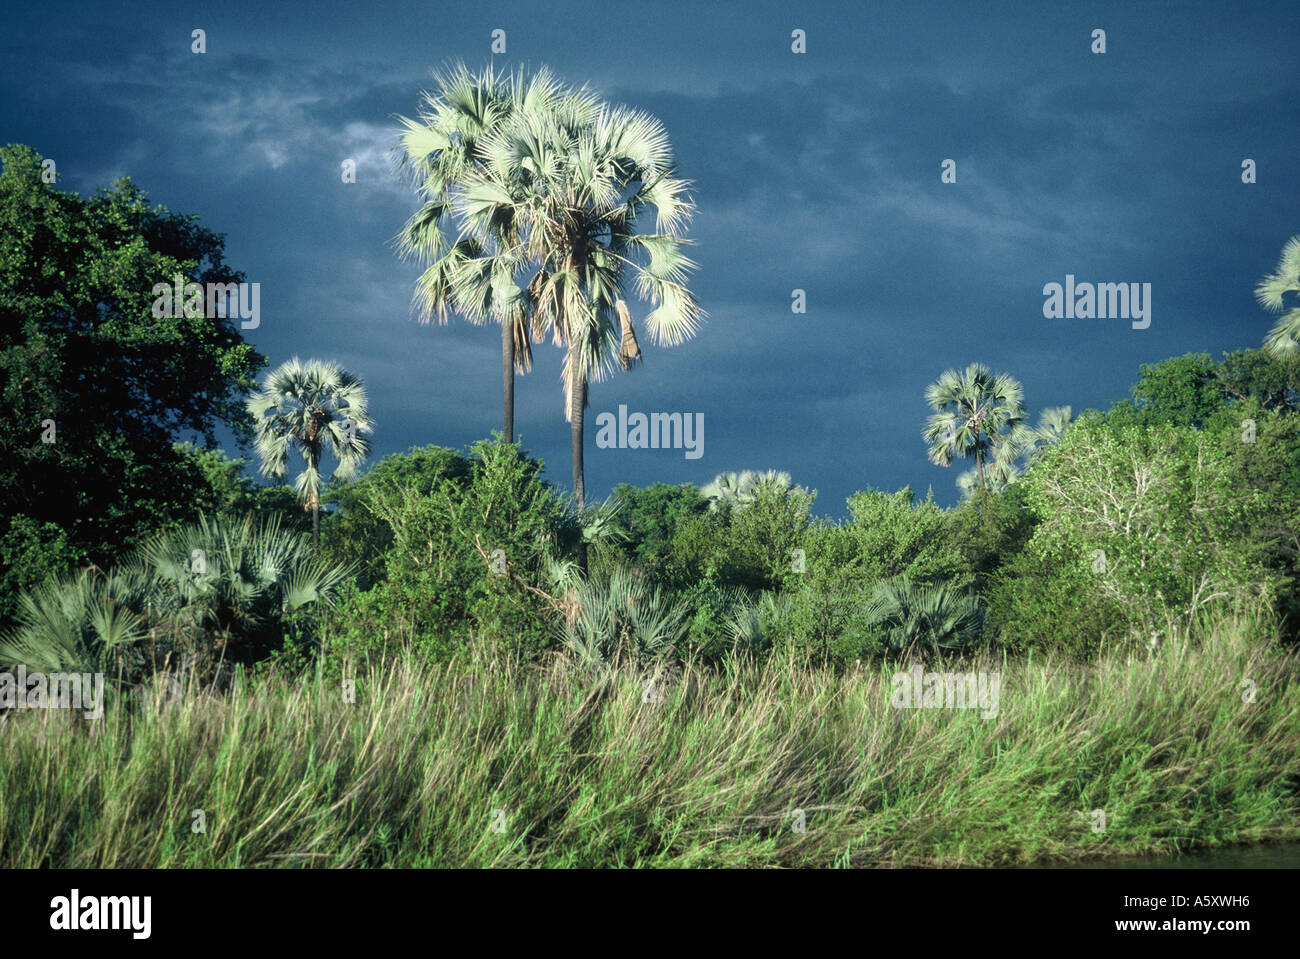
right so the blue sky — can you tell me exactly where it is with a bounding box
[3,0,1297,514]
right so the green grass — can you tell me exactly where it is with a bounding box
[1,613,1297,868]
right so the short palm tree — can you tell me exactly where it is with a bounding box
[394,63,581,442]
[863,577,984,658]
[555,565,690,668]
[923,363,1026,494]
[462,92,704,518]
[1025,405,1072,465]
[1257,235,1300,356]
[246,357,371,548]
[0,514,350,682]
[700,470,793,512]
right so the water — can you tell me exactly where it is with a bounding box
[1046,842,1300,869]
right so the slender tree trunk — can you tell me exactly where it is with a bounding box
[976,444,987,492]
[309,450,320,550]
[502,317,515,444]
[571,374,587,573]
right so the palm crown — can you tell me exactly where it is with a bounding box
[1258,235,1300,357]
[394,63,599,443]
[923,363,1026,494]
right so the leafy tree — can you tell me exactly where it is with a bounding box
[1129,353,1222,427]
[246,357,372,548]
[174,442,308,532]
[610,481,707,581]
[923,363,1026,493]
[0,143,266,620]
[1016,413,1278,642]
[944,480,1038,593]
[320,438,568,667]
[1217,348,1300,412]
[321,445,474,590]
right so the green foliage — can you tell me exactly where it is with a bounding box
[174,442,309,533]
[0,516,85,626]
[610,482,707,583]
[321,445,473,590]
[0,513,349,684]
[663,476,815,594]
[319,438,567,670]
[991,412,1286,652]
[840,488,972,588]
[1129,352,1223,427]
[1217,348,1300,412]
[943,483,1038,593]
[558,566,691,668]
[862,577,985,657]
[0,144,266,621]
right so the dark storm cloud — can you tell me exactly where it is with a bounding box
[2,0,1297,513]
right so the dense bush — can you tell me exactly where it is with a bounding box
[318,438,570,672]
[985,410,1290,653]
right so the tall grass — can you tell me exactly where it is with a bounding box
[1,612,1296,868]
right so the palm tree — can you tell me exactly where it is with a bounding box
[1025,405,1072,465]
[394,63,582,443]
[1257,235,1300,356]
[954,405,1071,498]
[462,92,704,521]
[246,357,371,548]
[923,363,1026,494]
[700,470,794,512]
[863,577,984,659]
[0,514,350,681]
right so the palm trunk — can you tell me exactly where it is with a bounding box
[570,374,587,573]
[502,317,515,444]
[308,449,320,550]
[976,444,987,492]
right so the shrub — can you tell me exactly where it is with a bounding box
[0,513,349,685]
[995,412,1284,652]
[319,438,567,670]
[862,577,985,658]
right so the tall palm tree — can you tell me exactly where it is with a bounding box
[1257,235,1300,357]
[923,363,1025,494]
[246,357,371,548]
[394,63,583,443]
[955,404,1072,498]
[462,94,704,519]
